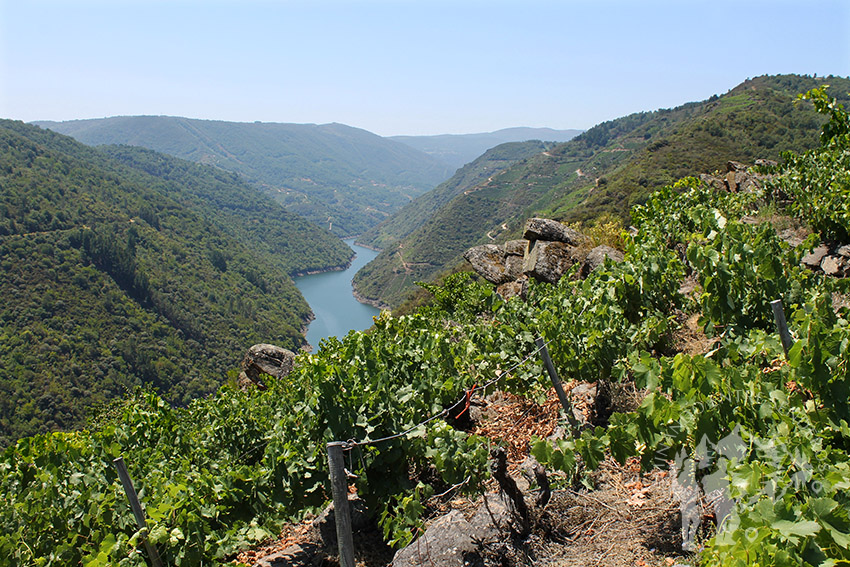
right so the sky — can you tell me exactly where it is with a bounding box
[1,0,848,136]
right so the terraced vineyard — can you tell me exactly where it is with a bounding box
[3,88,849,566]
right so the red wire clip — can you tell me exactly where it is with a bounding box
[455,384,477,419]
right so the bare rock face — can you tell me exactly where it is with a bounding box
[504,239,529,256]
[802,245,830,269]
[239,343,296,389]
[822,255,850,277]
[463,244,513,285]
[392,494,511,567]
[496,276,528,301]
[523,217,586,246]
[580,245,625,277]
[523,240,576,284]
[504,255,525,280]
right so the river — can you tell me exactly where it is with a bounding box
[294,238,381,350]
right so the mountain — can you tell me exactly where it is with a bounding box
[352,140,553,305]
[355,140,552,251]
[354,74,850,308]
[0,120,352,445]
[390,127,583,171]
[32,116,455,237]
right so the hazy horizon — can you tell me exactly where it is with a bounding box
[2,0,849,136]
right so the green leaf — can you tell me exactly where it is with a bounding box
[773,519,821,540]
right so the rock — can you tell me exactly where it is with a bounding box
[836,244,850,258]
[468,493,512,538]
[392,510,473,567]
[699,173,725,192]
[755,158,778,168]
[522,241,576,284]
[504,239,528,257]
[821,255,848,277]
[239,343,296,389]
[801,245,830,270]
[778,228,804,248]
[523,218,586,246]
[393,495,512,567]
[727,161,748,172]
[504,255,524,280]
[496,277,527,301]
[580,245,624,277]
[315,496,370,551]
[253,543,321,567]
[463,244,513,285]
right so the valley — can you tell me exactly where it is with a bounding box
[2,74,850,567]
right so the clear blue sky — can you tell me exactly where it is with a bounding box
[1,0,848,136]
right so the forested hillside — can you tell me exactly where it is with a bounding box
[354,74,850,308]
[390,127,582,171]
[356,140,551,251]
[34,117,454,236]
[3,86,848,567]
[0,121,351,445]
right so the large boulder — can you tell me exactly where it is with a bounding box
[392,495,511,567]
[523,218,586,246]
[522,240,576,284]
[580,245,625,277]
[239,343,296,389]
[463,244,513,284]
[504,239,529,256]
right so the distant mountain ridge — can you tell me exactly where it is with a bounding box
[390,127,583,171]
[355,74,850,308]
[33,116,455,237]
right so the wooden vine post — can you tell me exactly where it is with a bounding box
[113,457,163,567]
[327,441,355,567]
[770,299,794,357]
[535,337,580,431]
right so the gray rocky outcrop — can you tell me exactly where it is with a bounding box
[465,218,624,298]
[800,243,850,278]
[392,494,512,567]
[463,244,513,285]
[700,160,773,194]
[523,240,576,284]
[238,343,297,389]
[523,217,586,246]
[580,245,625,277]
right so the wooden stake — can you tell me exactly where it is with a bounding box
[536,338,580,431]
[113,457,163,567]
[327,442,355,567]
[770,299,794,357]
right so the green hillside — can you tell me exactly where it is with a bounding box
[33,116,454,236]
[355,140,551,251]
[390,127,582,171]
[0,121,351,445]
[3,87,849,567]
[354,74,850,308]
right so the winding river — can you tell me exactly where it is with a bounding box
[294,238,380,350]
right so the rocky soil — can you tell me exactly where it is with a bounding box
[235,387,700,567]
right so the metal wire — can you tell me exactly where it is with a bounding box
[347,337,551,449]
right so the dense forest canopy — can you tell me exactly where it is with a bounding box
[34,117,455,237]
[0,121,352,444]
